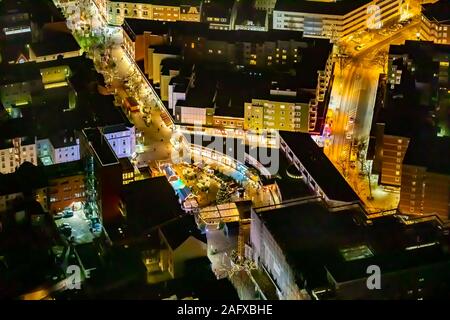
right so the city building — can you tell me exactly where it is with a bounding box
[234,0,269,32]
[122,19,334,134]
[160,58,182,101]
[250,198,450,300]
[420,0,450,44]
[122,18,333,73]
[400,138,450,220]
[254,0,277,13]
[244,97,309,133]
[36,132,81,166]
[106,0,202,26]
[146,45,181,84]
[272,0,407,41]
[201,0,235,30]
[280,132,360,205]
[29,32,82,63]
[120,176,186,238]
[80,128,123,224]
[164,47,332,133]
[120,158,135,185]
[0,0,66,64]
[0,55,136,170]
[44,160,86,213]
[372,40,450,220]
[0,160,85,214]
[143,215,207,283]
[102,124,137,159]
[0,137,38,174]
[0,162,47,213]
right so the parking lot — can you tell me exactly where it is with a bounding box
[54,202,101,245]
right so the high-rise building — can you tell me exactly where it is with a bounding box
[372,41,450,220]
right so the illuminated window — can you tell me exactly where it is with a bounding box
[191,43,195,49]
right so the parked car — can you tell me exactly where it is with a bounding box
[59,225,72,237]
[54,212,64,220]
[62,209,74,218]
[91,223,102,233]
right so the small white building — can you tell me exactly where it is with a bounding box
[103,124,136,159]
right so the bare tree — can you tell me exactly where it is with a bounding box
[335,41,352,76]
[337,156,349,178]
[354,137,374,200]
[373,50,388,74]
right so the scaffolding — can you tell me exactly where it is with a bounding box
[84,156,99,220]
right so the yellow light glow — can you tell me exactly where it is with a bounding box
[44,81,68,89]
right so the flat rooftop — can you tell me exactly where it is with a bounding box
[123,17,332,46]
[178,65,317,117]
[422,0,450,24]
[83,128,119,166]
[121,177,184,236]
[256,199,448,288]
[159,215,206,250]
[30,32,80,57]
[280,132,360,203]
[263,149,314,201]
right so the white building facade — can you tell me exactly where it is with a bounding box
[273,0,405,40]
[103,125,136,159]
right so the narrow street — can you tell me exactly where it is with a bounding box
[325,15,421,213]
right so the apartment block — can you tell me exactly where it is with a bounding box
[106,0,202,26]
[420,0,450,45]
[273,0,405,41]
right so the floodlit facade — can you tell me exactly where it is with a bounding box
[420,0,450,44]
[106,0,202,26]
[244,99,309,133]
[0,138,37,174]
[273,0,406,40]
[400,164,450,220]
[103,125,137,159]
